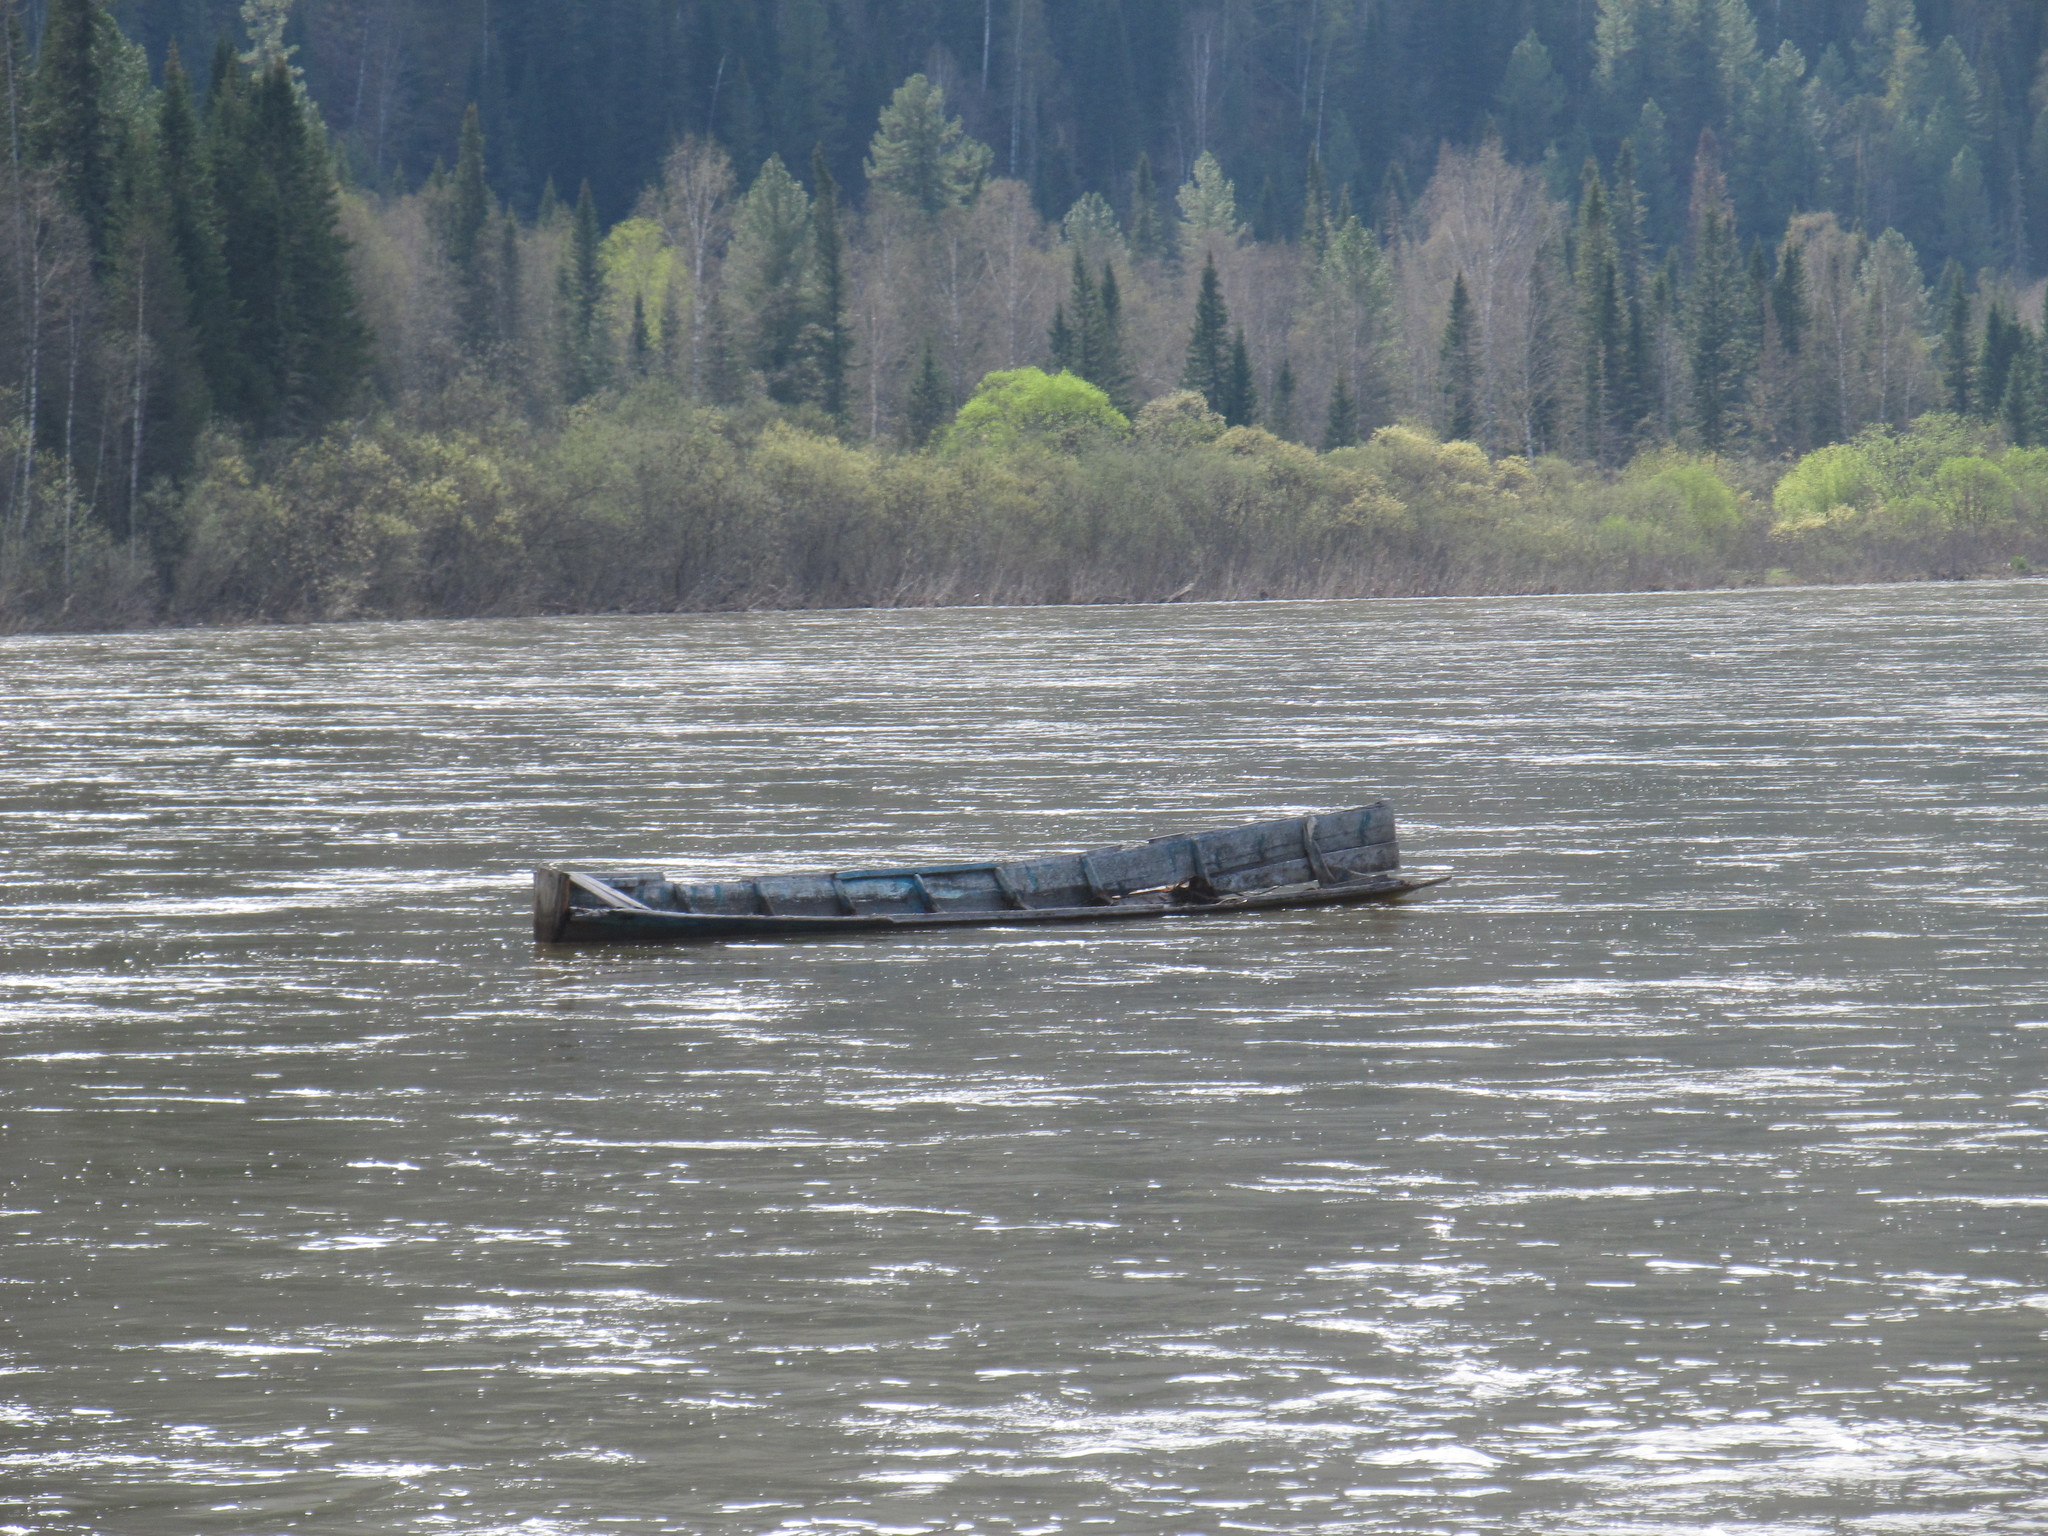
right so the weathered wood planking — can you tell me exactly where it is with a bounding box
[535,803,1441,945]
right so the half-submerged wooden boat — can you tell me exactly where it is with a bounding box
[533,802,1445,945]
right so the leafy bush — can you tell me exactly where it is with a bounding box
[945,368,1129,454]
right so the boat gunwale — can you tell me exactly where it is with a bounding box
[539,871,1450,945]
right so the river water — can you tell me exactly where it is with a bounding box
[3,583,2047,1536]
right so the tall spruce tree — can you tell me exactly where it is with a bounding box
[1182,253,1230,409]
[1094,262,1132,413]
[1981,302,2021,423]
[727,155,814,405]
[156,45,241,413]
[1939,261,1971,416]
[1127,150,1163,262]
[904,339,949,446]
[863,74,989,215]
[29,0,111,264]
[108,109,209,549]
[208,58,368,432]
[1302,150,1331,255]
[1685,138,1745,452]
[1324,373,1358,450]
[1271,357,1298,441]
[1220,327,1256,427]
[805,145,851,418]
[1576,164,1628,464]
[1050,251,1130,411]
[445,103,493,353]
[559,178,604,400]
[1051,250,1093,373]
[1440,272,1479,443]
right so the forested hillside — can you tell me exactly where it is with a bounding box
[2,0,2046,629]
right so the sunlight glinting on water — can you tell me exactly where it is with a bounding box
[3,582,2047,1534]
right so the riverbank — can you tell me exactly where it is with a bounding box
[2,389,2040,633]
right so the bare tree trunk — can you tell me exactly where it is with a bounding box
[62,311,78,597]
[129,255,146,557]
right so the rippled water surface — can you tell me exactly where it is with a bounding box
[4,584,2048,1535]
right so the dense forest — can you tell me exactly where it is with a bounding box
[3,0,2047,629]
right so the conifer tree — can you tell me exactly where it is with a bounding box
[1576,163,1627,464]
[1939,261,1971,415]
[1127,150,1163,262]
[1770,238,1807,356]
[1095,261,1131,413]
[560,178,604,400]
[108,109,209,546]
[1182,253,1230,409]
[156,45,240,412]
[1440,272,1479,443]
[1052,250,1093,373]
[1375,161,1410,247]
[2002,335,2039,445]
[1252,175,1277,243]
[1980,302,2021,423]
[1220,327,1256,426]
[1302,150,1331,254]
[497,211,522,346]
[1047,302,1073,373]
[1685,136,1744,452]
[727,155,813,405]
[1271,357,1298,441]
[29,0,110,264]
[805,147,851,417]
[208,59,368,432]
[1323,373,1357,450]
[904,339,949,446]
[628,293,650,375]
[445,103,493,352]
[863,74,989,214]
[1049,251,1130,411]
[699,287,746,405]
[1609,140,1647,303]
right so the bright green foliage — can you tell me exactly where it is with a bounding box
[1773,442,1881,530]
[1933,455,2016,528]
[863,74,989,215]
[597,218,675,362]
[945,368,1128,454]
